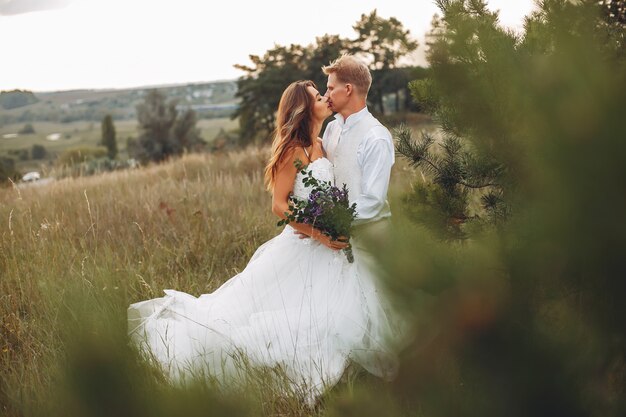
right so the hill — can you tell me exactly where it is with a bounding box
[0,80,239,126]
[0,90,39,110]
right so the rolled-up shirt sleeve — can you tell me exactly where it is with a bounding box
[354,128,394,224]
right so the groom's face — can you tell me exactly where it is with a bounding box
[324,73,349,113]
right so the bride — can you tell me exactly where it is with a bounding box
[128,80,400,404]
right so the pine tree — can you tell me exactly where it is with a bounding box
[368,2,626,416]
[100,114,117,159]
[394,0,626,240]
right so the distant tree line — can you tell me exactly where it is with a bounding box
[0,104,127,126]
[0,90,39,110]
[233,10,427,145]
[0,82,239,127]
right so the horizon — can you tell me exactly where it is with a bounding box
[3,77,239,95]
[0,0,536,92]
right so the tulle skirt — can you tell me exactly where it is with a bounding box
[128,225,401,403]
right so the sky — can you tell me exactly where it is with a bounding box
[0,0,537,92]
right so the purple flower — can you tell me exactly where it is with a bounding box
[278,161,358,262]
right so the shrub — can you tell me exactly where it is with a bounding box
[0,156,19,183]
[7,149,29,161]
[18,123,35,134]
[31,144,47,160]
[57,147,108,166]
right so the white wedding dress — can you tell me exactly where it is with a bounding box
[127,157,400,403]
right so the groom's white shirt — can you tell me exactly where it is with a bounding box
[322,106,394,226]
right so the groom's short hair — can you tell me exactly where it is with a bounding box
[322,54,372,97]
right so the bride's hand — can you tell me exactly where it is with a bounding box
[295,231,310,239]
[314,232,349,251]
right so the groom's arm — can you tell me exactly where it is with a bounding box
[353,127,394,226]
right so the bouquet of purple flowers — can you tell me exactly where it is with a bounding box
[277,160,357,263]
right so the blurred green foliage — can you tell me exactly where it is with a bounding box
[381,1,626,416]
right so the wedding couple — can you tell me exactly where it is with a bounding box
[128,54,400,404]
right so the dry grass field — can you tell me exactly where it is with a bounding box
[0,143,418,416]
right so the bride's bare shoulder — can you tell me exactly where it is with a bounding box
[278,146,308,170]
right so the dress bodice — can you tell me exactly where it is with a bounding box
[292,157,334,200]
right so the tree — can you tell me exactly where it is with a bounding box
[234,43,313,145]
[18,123,35,134]
[233,11,418,145]
[31,144,47,160]
[350,10,419,114]
[304,34,352,91]
[100,114,117,159]
[172,107,203,152]
[0,156,19,183]
[233,38,353,145]
[396,0,535,238]
[378,2,626,415]
[351,9,419,70]
[597,0,626,58]
[599,0,626,29]
[134,90,204,163]
[396,0,626,240]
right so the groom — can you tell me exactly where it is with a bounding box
[321,54,394,251]
[320,55,401,379]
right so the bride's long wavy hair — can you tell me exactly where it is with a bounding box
[264,80,316,191]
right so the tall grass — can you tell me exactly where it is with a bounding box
[0,146,415,416]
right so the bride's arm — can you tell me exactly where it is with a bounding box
[271,149,347,251]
